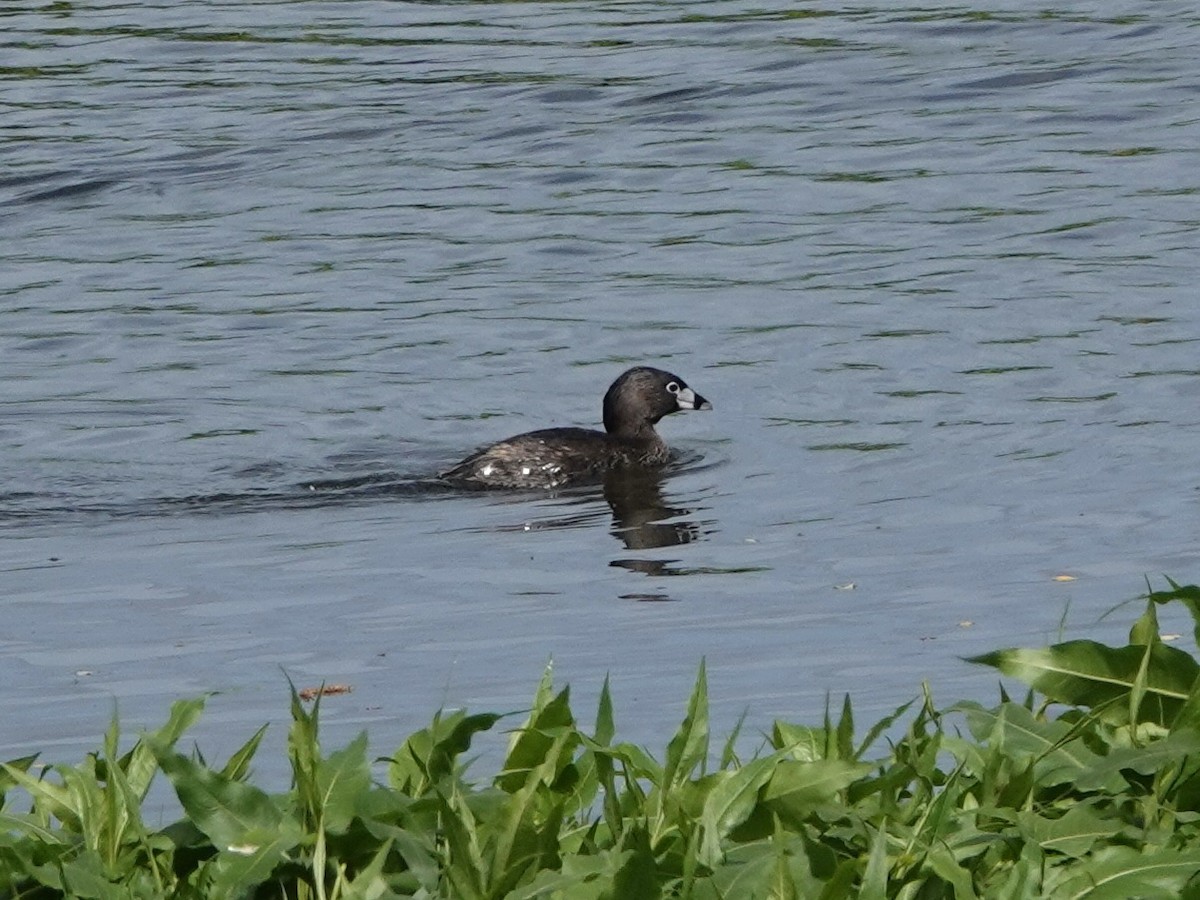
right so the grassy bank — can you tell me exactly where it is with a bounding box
[5,580,1200,898]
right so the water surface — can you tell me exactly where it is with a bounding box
[3,1,1200,775]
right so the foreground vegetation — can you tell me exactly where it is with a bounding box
[7,581,1200,898]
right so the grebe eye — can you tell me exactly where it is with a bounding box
[666,382,680,394]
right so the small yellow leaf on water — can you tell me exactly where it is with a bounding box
[958,620,974,629]
[834,582,856,591]
[1053,574,1077,582]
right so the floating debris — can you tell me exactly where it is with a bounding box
[298,683,353,702]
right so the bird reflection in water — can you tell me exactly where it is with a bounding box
[603,468,709,579]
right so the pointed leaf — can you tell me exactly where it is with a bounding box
[1056,846,1200,899]
[438,786,487,900]
[121,697,206,801]
[594,676,616,747]
[835,694,854,761]
[1073,729,1200,791]
[499,685,575,793]
[772,814,800,900]
[1148,579,1200,650]
[1129,599,1160,647]
[609,824,658,900]
[926,845,978,900]
[661,661,709,792]
[948,702,1108,788]
[319,732,372,834]
[1018,803,1114,859]
[763,759,870,822]
[698,753,781,866]
[388,709,501,795]
[860,820,889,900]
[220,723,268,782]
[206,834,301,897]
[967,640,1199,726]
[855,697,916,760]
[149,739,294,853]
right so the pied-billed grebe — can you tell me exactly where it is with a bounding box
[440,366,711,489]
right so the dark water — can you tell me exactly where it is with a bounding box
[3,1,1200,774]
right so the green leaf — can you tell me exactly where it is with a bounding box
[926,845,979,900]
[388,709,502,796]
[967,640,1199,726]
[287,677,322,831]
[608,823,658,900]
[987,837,1045,900]
[708,830,809,900]
[41,849,122,900]
[581,737,662,783]
[498,683,576,794]
[96,720,162,882]
[1129,598,1161,647]
[948,702,1107,788]
[438,785,487,900]
[816,859,860,900]
[594,676,616,747]
[206,835,302,898]
[1171,674,1200,733]
[1054,845,1200,899]
[1073,729,1200,791]
[4,762,84,833]
[763,759,870,823]
[490,728,573,892]
[220,723,268,782]
[508,849,627,900]
[149,739,296,854]
[317,732,372,834]
[697,754,782,866]
[121,696,206,801]
[1018,802,1116,859]
[336,836,393,900]
[661,660,710,793]
[356,795,439,892]
[772,721,828,762]
[771,814,800,900]
[718,709,747,770]
[859,820,889,900]
[1148,578,1200,650]
[0,754,38,803]
[835,694,854,761]
[856,697,916,760]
